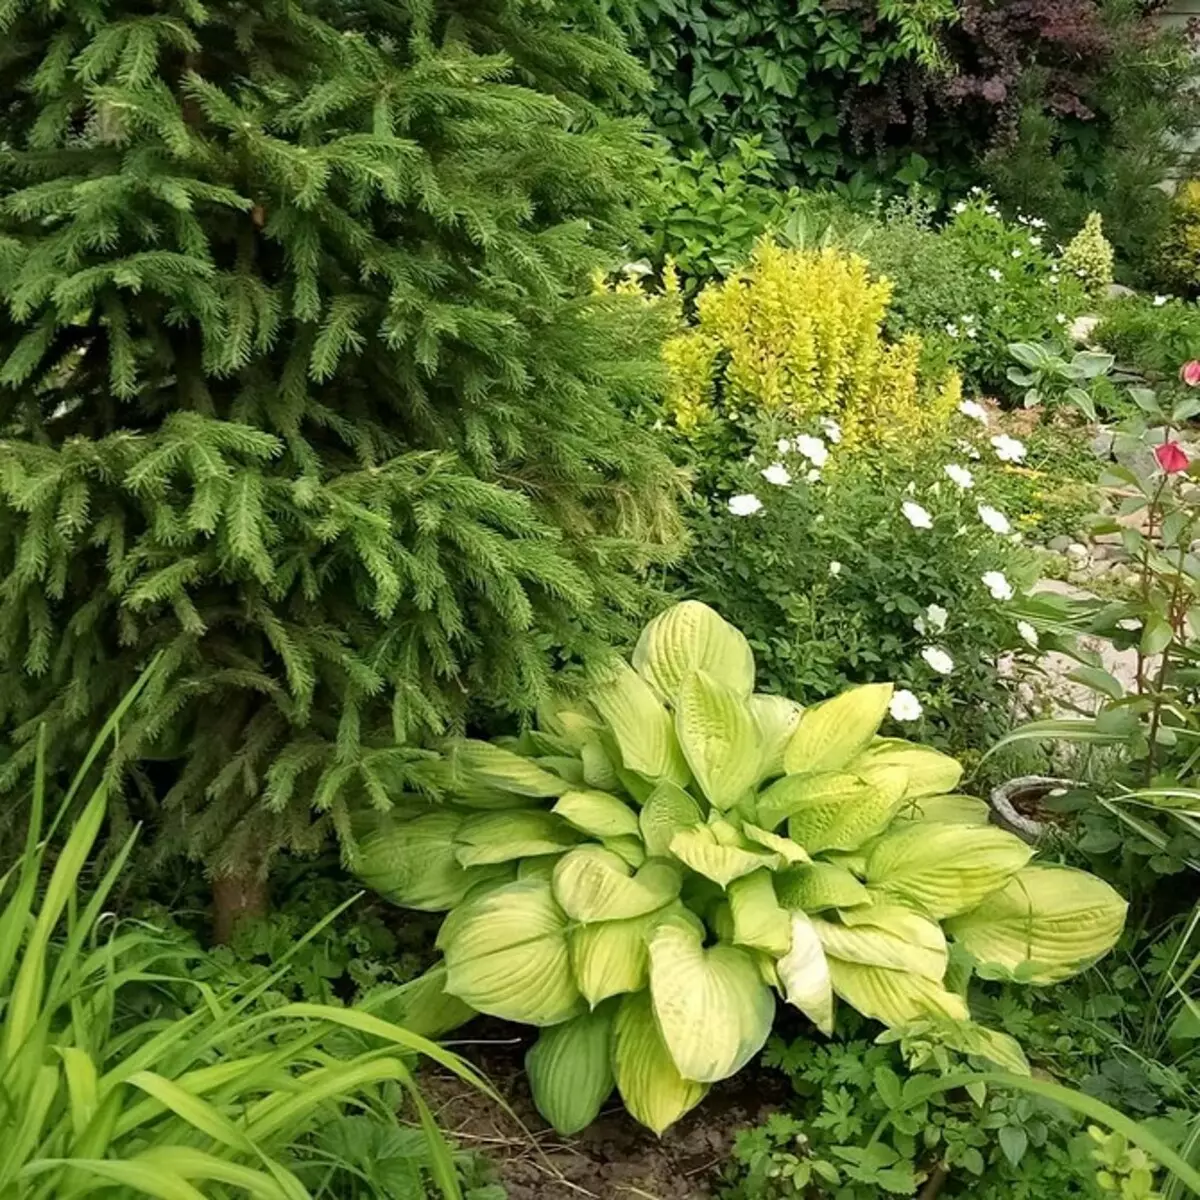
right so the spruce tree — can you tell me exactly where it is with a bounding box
[0,0,681,925]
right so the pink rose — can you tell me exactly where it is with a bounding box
[1156,442,1190,474]
[1180,360,1200,387]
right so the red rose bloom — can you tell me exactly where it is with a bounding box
[1156,441,1190,474]
[1181,360,1200,387]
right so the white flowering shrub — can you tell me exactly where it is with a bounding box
[355,602,1127,1135]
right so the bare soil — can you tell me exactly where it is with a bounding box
[424,1021,788,1200]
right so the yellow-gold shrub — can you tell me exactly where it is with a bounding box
[661,241,960,455]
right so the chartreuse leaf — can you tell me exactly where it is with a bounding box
[569,908,669,1006]
[639,782,704,856]
[775,862,871,912]
[593,661,690,785]
[552,847,681,923]
[776,912,834,1035]
[441,880,582,1026]
[526,1005,615,1135]
[377,965,477,1038]
[613,990,708,1135]
[552,790,640,840]
[813,905,947,982]
[749,694,802,780]
[675,670,761,809]
[783,683,893,775]
[603,836,646,869]
[946,865,1127,983]
[893,794,990,826]
[741,823,811,864]
[633,600,755,701]
[355,811,480,911]
[759,771,904,853]
[668,825,780,888]
[827,959,969,1028]
[728,870,791,956]
[453,739,569,797]
[648,915,774,1083]
[850,739,964,798]
[454,811,580,868]
[866,823,1034,919]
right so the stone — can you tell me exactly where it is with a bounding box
[1048,535,1072,552]
[1106,283,1136,300]
[1068,314,1101,344]
[1066,542,1090,560]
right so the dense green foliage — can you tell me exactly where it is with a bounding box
[0,0,682,877]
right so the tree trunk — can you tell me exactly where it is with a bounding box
[212,867,269,945]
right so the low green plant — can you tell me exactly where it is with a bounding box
[355,601,1128,1135]
[1096,296,1200,382]
[0,680,496,1199]
[1007,340,1116,421]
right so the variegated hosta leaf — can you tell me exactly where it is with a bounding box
[552,790,641,840]
[728,870,791,956]
[593,661,691,785]
[892,794,991,826]
[750,694,803,781]
[775,862,872,912]
[776,912,834,1035]
[603,836,647,869]
[355,811,476,911]
[452,739,570,797]
[441,880,582,1026]
[639,781,704,857]
[633,600,756,702]
[741,823,811,865]
[865,823,1034,919]
[827,958,969,1028]
[850,739,964,799]
[613,990,708,1135]
[675,670,762,810]
[946,865,1127,983]
[669,825,780,889]
[782,683,893,775]
[759,772,904,853]
[526,1006,615,1135]
[454,811,580,868]
[813,905,947,982]
[648,915,774,1083]
[553,846,682,923]
[570,908,669,1007]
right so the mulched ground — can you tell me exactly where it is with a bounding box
[424,1020,789,1199]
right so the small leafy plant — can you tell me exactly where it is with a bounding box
[1007,340,1115,421]
[357,602,1128,1134]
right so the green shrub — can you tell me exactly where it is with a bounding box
[0,682,493,1199]
[356,601,1128,1136]
[1095,295,1200,382]
[0,0,683,899]
[1062,213,1116,305]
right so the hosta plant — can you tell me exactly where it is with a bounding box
[356,602,1128,1135]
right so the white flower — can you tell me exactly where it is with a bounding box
[925,604,948,633]
[1117,617,1142,631]
[1030,217,1047,229]
[820,417,843,444]
[728,493,763,517]
[987,268,1003,282]
[1055,313,1068,324]
[1154,295,1170,307]
[805,468,822,484]
[1049,273,1060,284]
[984,204,999,216]
[762,463,792,487]
[902,500,934,530]
[777,437,792,454]
[889,689,923,722]
[953,200,968,214]
[1076,268,1087,278]
[828,560,843,577]
[1029,235,1043,248]
[793,434,829,467]
[970,186,983,195]
[945,322,959,338]
[944,463,974,490]
[1017,620,1039,649]
[990,434,1027,463]
[982,570,1014,601]
[958,399,989,425]
[1011,248,1022,258]
[922,646,955,676]
[977,504,1011,535]
[966,326,978,339]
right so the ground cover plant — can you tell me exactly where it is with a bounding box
[0,0,685,930]
[354,601,1128,1137]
